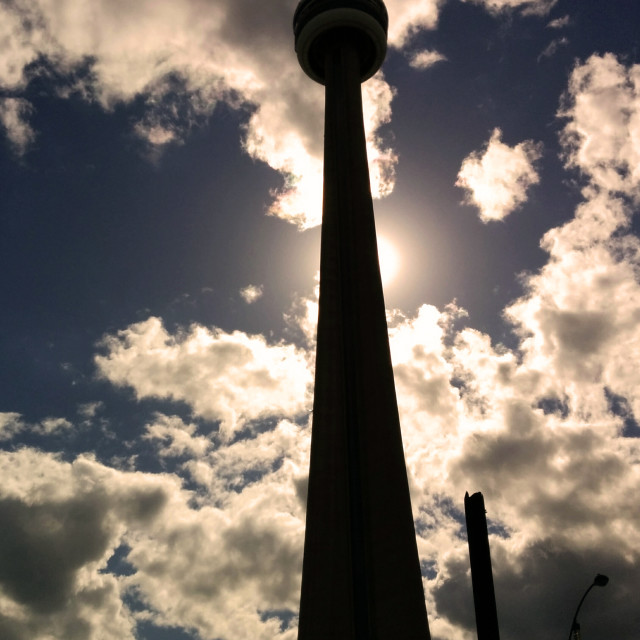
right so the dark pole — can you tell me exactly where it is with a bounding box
[293,2,431,638]
[567,574,609,640]
[464,491,500,640]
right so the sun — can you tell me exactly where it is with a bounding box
[377,234,400,287]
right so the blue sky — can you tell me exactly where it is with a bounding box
[1,0,639,638]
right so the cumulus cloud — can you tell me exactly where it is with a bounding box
[462,0,557,16]
[239,284,264,304]
[0,413,25,440]
[0,446,306,640]
[180,418,310,507]
[385,0,445,48]
[3,27,640,640]
[0,450,171,640]
[547,14,570,29]
[284,276,319,348]
[360,74,399,207]
[385,302,640,638]
[0,0,568,225]
[408,49,447,70]
[538,36,568,60]
[36,417,73,434]
[136,418,309,640]
[560,53,640,200]
[6,230,640,640]
[0,412,75,439]
[502,55,640,420]
[77,401,104,419]
[431,57,640,637]
[0,98,35,154]
[95,317,312,440]
[378,59,640,632]
[128,418,308,639]
[389,305,462,441]
[93,108,640,634]
[456,128,542,222]
[0,0,413,228]
[143,414,211,459]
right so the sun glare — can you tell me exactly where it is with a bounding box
[377,234,400,287]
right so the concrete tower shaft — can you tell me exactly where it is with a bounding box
[294,0,388,83]
[294,2,431,639]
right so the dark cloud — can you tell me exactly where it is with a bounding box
[0,613,31,640]
[223,518,302,604]
[118,487,168,524]
[431,553,475,634]
[495,541,638,639]
[433,537,639,639]
[0,495,112,613]
[540,309,615,357]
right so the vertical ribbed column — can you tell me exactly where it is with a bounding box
[297,32,430,640]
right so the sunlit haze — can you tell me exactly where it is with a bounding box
[377,234,401,287]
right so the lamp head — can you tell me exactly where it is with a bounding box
[293,0,388,84]
[593,574,609,587]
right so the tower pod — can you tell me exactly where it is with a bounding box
[293,0,388,84]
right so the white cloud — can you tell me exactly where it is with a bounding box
[462,0,557,16]
[501,55,640,421]
[362,73,399,203]
[385,0,445,48]
[6,254,640,640]
[143,414,211,459]
[2,23,640,640]
[182,418,309,504]
[408,49,447,70]
[431,57,640,635]
[0,0,423,228]
[0,98,35,154]
[547,14,570,29]
[239,284,264,304]
[384,300,640,638]
[382,64,640,624]
[560,53,640,200]
[37,417,74,435]
[505,191,640,415]
[0,412,25,440]
[0,412,75,438]
[456,128,542,222]
[538,36,568,60]
[372,294,639,638]
[95,317,312,440]
[0,446,306,640]
[126,417,308,639]
[390,304,462,440]
[77,401,104,419]
[284,276,319,348]
[0,449,171,640]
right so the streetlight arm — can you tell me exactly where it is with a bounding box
[567,575,609,640]
[568,583,594,640]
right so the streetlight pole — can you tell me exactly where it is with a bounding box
[568,574,609,640]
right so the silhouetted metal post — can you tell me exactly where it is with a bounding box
[464,491,500,640]
[293,2,431,638]
[567,574,609,640]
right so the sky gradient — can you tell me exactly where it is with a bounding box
[1,0,639,638]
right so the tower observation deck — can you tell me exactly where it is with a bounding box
[294,2,432,638]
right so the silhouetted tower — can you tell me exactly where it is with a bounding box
[464,492,501,640]
[293,2,431,638]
